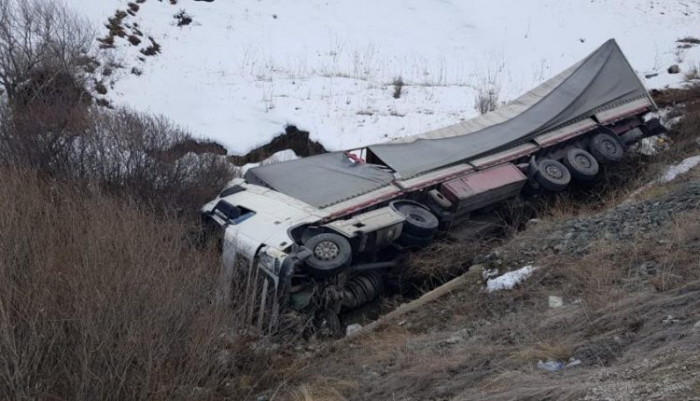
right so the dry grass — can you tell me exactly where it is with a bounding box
[287,378,357,401]
[0,168,293,400]
[284,181,700,400]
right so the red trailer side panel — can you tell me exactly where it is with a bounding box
[440,163,527,214]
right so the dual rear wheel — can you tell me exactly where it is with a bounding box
[394,203,440,248]
[535,132,623,192]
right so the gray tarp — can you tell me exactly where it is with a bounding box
[368,39,651,178]
[244,152,395,208]
[246,39,653,209]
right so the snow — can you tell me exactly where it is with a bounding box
[238,149,298,174]
[63,0,700,156]
[486,265,537,292]
[660,155,700,182]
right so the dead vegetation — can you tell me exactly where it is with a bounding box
[677,36,700,45]
[392,76,405,99]
[0,169,222,399]
[0,104,233,216]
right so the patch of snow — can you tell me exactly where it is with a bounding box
[637,136,671,156]
[486,265,537,292]
[63,0,700,154]
[660,155,700,182]
[238,149,298,174]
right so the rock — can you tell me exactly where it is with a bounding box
[472,254,488,265]
[668,64,681,74]
[549,296,564,308]
[215,350,234,370]
[444,336,463,345]
[537,360,564,372]
[566,358,582,368]
[693,321,700,330]
[662,315,681,325]
[346,323,363,336]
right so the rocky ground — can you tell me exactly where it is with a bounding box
[482,178,700,267]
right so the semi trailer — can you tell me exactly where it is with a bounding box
[202,39,666,335]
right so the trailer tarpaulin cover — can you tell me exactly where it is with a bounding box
[245,39,653,209]
[368,39,652,178]
[244,152,394,208]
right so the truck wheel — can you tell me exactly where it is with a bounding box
[589,133,624,163]
[535,159,571,192]
[563,148,599,181]
[304,233,352,278]
[396,203,439,237]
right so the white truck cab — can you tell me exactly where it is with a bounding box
[202,178,408,333]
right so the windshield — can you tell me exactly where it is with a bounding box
[212,200,256,225]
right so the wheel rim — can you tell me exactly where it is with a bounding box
[545,164,564,179]
[314,241,339,260]
[574,154,592,169]
[602,139,619,155]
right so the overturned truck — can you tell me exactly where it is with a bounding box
[203,39,665,334]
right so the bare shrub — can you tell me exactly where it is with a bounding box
[677,36,700,45]
[70,108,233,215]
[0,0,95,101]
[141,36,161,56]
[392,76,404,99]
[474,86,499,115]
[174,9,193,27]
[685,61,700,82]
[0,105,234,216]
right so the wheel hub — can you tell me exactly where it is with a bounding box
[314,241,339,260]
[545,165,564,179]
[602,139,618,155]
[574,154,592,168]
[410,213,426,223]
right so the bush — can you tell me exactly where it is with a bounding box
[0,105,234,217]
[474,87,499,115]
[0,168,229,400]
[392,76,404,99]
[0,0,95,102]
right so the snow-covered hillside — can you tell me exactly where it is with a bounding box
[65,0,700,156]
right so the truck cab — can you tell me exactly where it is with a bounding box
[202,178,409,334]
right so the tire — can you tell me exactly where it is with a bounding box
[396,203,439,237]
[428,189,452,209]
[303,233,352,278]
[589,133,624,163]
[397,232,434,248]
[535,159,571,192]
[563,148,599,181]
